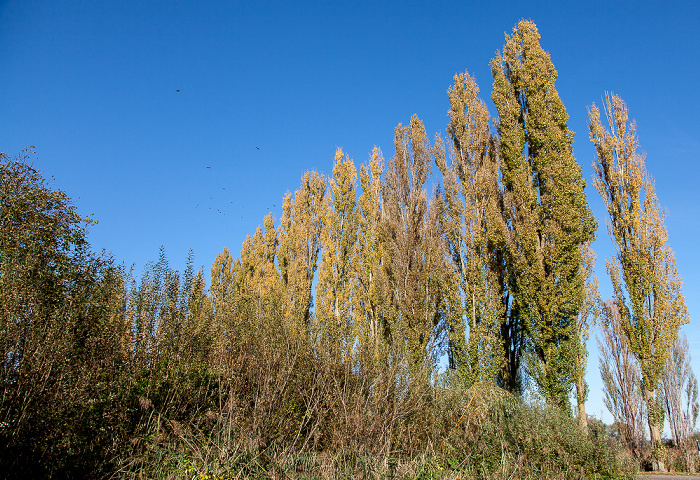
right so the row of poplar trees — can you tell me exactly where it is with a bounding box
[210,20,688,468]
[219,20,595,413]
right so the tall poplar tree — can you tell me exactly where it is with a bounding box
[491,20,596,409]
[381,115,445,367]
[589,93,688,470]
[435,71,506,386]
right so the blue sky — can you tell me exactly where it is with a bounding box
[2,0,699,429]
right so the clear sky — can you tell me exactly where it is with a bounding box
[2,0,699,430]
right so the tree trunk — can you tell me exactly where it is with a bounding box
[576,374,587,433]
[645,386,666,472]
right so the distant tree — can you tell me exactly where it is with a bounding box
[237,213,281,322]
[184,268,213,364]
[661,331,698,448]
[277,172,326,332]
[435,71,506,387]
[210,245,239,364]
[491,20,597,409]
[589,93,689,470]
[127,246,187,366]
[599,299,646,453]
[210,213,281,364]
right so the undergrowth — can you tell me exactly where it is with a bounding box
[0,156,636,479]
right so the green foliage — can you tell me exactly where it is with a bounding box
[491,20,597,409]
[0,151,132,478]
[467,396,632,479]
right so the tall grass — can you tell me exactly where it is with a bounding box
[113,313,635,480]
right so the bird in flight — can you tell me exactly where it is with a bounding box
[206,166,211,169]
[176,89,181,92]
[256,147,260,150]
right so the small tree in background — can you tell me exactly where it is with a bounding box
[662,331,698,448]
[599,299,646,454]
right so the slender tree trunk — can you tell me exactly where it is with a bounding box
[644,386,666,472]
[576,375,587,433]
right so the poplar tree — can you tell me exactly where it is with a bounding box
[355,147,388,365]
[239,213,281,322]
[491,20,596,409]
[210,214,281,366]
[278,172,326,332]
[210,246,238,351]
[316,149,359,361]
[128,248,174,366]
[381,115,445,367]
[435,71,506,386]
[185,269,213,364]
[589,93,688,469]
